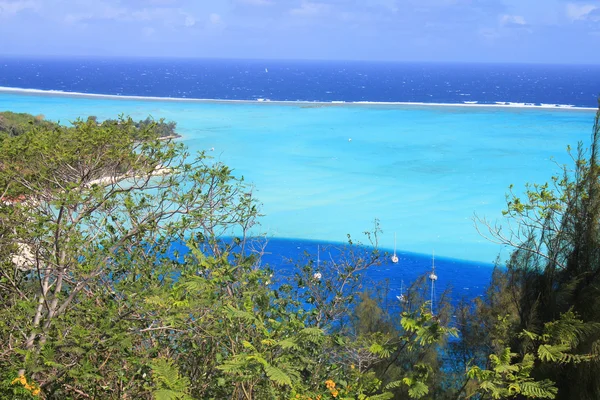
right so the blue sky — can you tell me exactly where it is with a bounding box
[0,0,599,63]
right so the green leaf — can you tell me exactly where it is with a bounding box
[264,364,292,387]
[407,381,429,399]
[153,389,186,400]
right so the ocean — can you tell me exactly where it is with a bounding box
[1,57,599,305]
[2,58,599,106]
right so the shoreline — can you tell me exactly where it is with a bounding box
[0,86,596,111]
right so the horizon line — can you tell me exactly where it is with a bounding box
[2,54,600,67]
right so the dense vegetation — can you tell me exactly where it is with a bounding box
[88,116,179,139]
[0,112,179,139]
[0,112,56,137]
[0,107,599,400]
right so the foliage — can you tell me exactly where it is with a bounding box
[97,116,179,139]
[0,115,399,399]
[150,359,191,400]
[0,111,53,137]
[471,102,600,399]
[1,104,600,400]
[465,311,598,399]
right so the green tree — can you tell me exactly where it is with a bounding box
[0,115,399,399]
[472,102,600,399]
[0,116,259,398]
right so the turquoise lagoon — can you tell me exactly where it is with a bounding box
[0,90,596,263]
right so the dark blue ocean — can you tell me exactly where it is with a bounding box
[1,57,599,107]
[254,238,493,312]
[2,57,598,309]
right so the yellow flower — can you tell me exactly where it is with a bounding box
[331,390,339,398]
[12,375,27,386]
[325,379,336,390]
[11,374,40,396]
[350,364,355,370]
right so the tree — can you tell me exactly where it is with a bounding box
[472,102,600,399]
[4,106,597,399]
[0,115,399,399]
[0,116,259,398]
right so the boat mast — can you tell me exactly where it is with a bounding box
[428,251,438,315]
[391,232,399,263]
[317,245,320,268]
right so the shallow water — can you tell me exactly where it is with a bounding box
[0,91,595,263]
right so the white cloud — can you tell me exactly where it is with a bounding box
[0,0,39,17]
[366,0,398,13]
[131,7,199,29]
[142,26,155,36]
[205,12,225,33]
[479,28,501,40]
[64,3,199,29]
[209,13,222,25]
[131,8,160,21]
[65,2,128,24]
[184,15,195,26]
[238,0,273,5]
[290,2,330,17]
[500,14,527,26]
[566,3,598,21]
[148,0,177,4]
[64,13,88,23]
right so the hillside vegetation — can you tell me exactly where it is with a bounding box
[0,107,599,400]
[0,112,56,136]
[0,111,179,138]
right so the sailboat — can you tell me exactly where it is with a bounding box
[428,251,438,315]
[396,279,407,303]
[391,233,399,264]
[313,245,322,280]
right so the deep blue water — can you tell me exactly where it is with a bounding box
[169,238,493,312]
[259,238,493,307]
[1,57,599,107]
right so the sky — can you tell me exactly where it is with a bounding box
[0,0,599,63]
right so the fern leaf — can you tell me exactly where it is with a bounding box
[264,364,292,386]
[277,338,300,350]
[242,340,256,351]
[520,380,558,399]
[150,359,191,400]
[384,380,404,390]
[407,381,429,399]
[153,389,185,400]
[537,344,568,363]
[151,359,179,388]
[300,327,324,342]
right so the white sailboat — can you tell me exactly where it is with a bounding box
[429,251,438,315]
[391,232,399,264]
[396,279,407,303]
[313,245,322,280]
